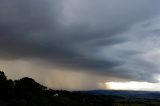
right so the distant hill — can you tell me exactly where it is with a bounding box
[82,90,160,100]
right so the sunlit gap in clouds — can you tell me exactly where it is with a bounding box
[105,81,160,91]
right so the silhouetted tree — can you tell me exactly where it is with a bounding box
[0,71,7,81]
[0,71,14,100]
[14,77,47,99]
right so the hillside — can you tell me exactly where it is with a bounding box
[0,71,160,106]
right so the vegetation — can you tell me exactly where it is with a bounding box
[0,71,160,106]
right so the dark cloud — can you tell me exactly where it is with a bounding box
[0,0,160,84]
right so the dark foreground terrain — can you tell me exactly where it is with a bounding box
[0,71,160,106]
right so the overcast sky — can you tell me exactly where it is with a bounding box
[1,0,160,90]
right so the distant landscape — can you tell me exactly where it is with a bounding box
[83,90,160,100]
[0,71,160,106]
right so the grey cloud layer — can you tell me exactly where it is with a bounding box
[0,0,160,82]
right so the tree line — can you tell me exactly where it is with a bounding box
[0,71,114,106]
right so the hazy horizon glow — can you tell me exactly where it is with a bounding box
[106,81,160,91]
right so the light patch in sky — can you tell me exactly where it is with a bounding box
[106,81,160,91]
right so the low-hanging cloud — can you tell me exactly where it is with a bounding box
[1,0,160,89]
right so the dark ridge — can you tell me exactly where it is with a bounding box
[0,71,160,106]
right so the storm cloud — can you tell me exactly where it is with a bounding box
[1,0,160,89]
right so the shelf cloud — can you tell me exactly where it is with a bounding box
[1,0,160,90]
